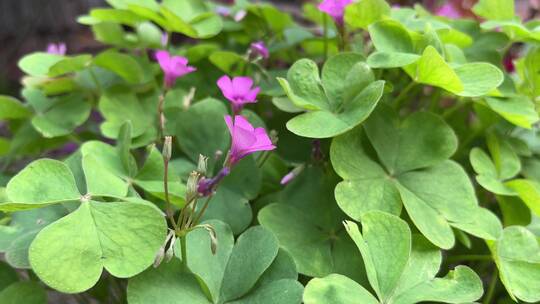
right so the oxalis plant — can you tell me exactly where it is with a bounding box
[0,0,540,303]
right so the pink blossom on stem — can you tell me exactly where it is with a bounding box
[318,0,353,25]
[436,3,462,19]
[250,41,269,59]
[225,115,275,165]
[217,75,260,113]
[46,42,66,55]
[155,50,196,89]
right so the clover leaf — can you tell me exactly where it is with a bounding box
[484,96,539,129]
[0,96,32,120]
[344,0,390,30]
[99,87,157,141]
[79,139,185,206]
[0,205,67,268]
[258,166,366,282]
[277,53,385,138]
[331,105,502,249]
[470,133,521,195]
[29,200,166,293]
[86,0,222,39]
[127,220,303,304]
[1,154,167,293]
[0,281,47,304]
[488,226,540,303]
[304,211,484,304]
[366,20,504,97]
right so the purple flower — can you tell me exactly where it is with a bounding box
[155,50,196,88]
[250,41,269,59]
[197,167,231,197]
[46,43,66,55]
[436,3,461,19]
[318,0,353,25]
[225,115,275,165]
[217,76,260,113]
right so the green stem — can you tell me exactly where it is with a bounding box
[323,13,328,62]
[192,196,214,227]
[180,235,188,271]
[157,92,166,139]
[338,24,347,52]
[443,98,469,118]
[446,254,492,264]
[163,159,177,230]
[393,82,416,109]
[483,269,499,304]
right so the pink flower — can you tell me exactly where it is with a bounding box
[250,41,269,59]
[155,50,196,88]
[225,115,275,165]
[436,3,461,19]
[217,75,260,113]
[318,0,353,25]
[46,43,66,55]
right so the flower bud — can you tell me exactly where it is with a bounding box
[186,171,201,202]
[197,154,208,175]
[162,136,172,161]
[280,164,305,185]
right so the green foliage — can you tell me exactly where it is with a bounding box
[1,0,540,303]
[304,212,484,304]
[128,220,303,303]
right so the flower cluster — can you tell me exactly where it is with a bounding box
[197,74,275,196]
[154,47,275,197]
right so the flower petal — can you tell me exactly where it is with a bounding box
[217,75,235,102]
[232,76,254,97]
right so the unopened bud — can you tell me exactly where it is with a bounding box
[197,154,208,175]
[186,171,201,202]
[162,136,172,161]
[280,164,305,185]
[154,229,175,268]
[165,236,177,262]
[201,224,218,255]
[270,130,279,145]
[214,150,223,161]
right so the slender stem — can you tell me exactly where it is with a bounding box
[180,235,188,271]
[322,13,328,62]
[157,92,166,139]
[393,82,416,109]
[483,269,499,304]
[257,151,272,168]
[428,89,441,111]
[192,196,214,226]
[443,98,469,118]
[338,24,346,52]
[163,159,177,230]
[446,254,492,264]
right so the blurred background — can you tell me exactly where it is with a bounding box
[0,0,538,96]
